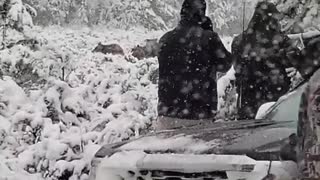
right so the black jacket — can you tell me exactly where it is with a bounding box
[157,0,231,120]
[296,35,320,79]
[231,2,294,119]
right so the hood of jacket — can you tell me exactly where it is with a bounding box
[180,0,207,26]
[247,1,283,33]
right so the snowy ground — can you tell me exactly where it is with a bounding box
[0,26,235,179]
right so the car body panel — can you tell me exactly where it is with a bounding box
[94,151,298,180]
[90,82,307,180]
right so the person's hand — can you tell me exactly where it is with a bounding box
[286,67,298,78]
[294,71,302,80]
[286,67,303,86]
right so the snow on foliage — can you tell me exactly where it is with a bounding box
[0,27,162,179]
[22,0,264,35]
[4,0,36,31]
[217,67,237,120]
[276,0,320,32]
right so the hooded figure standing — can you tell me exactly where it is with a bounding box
[232,2,295,120]
[156,0,231,130]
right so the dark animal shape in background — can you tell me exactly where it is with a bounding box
[144,39,160,57]
[6,39,40,50]
[92,43,124,55]
[131,45,146,60]
[131,39,160,60]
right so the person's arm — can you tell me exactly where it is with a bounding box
[288,31,320,40]
[280,35,301,67]
[230,35,244,79]
[209,32,232,73]
[281,34,318,80]
[231,35,241,65]
[291,35,320,79]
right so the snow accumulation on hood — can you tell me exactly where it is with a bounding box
[120,135,221,154]
[255,102,276,119]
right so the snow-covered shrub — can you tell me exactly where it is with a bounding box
[4,0,37,31]
[217,67,237,120]
[0,27,160,179]
[0,43,43,88]
[277,0,320,32]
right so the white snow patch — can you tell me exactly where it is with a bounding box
[120,135,214,154]
[255,102,276,119]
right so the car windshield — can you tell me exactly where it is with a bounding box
[263,82,307,128]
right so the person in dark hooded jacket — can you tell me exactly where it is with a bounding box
[232,1,297,120]
[202,16,214,31]
[156,0,231,130]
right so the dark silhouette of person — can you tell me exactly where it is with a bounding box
[232,1,295,120]
[157,0,231,127]
[202,16,213,31]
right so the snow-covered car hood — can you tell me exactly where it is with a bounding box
[95,119,296,161]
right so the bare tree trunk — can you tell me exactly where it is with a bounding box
[84,0,92,27]
[1,11,7,48]
[65,0,73,24]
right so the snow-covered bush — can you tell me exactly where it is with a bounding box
[0,45,42,88]
[0,27,160,179]
[217,67,237,120]
[2,0,37,31]
[277,0,320,32]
